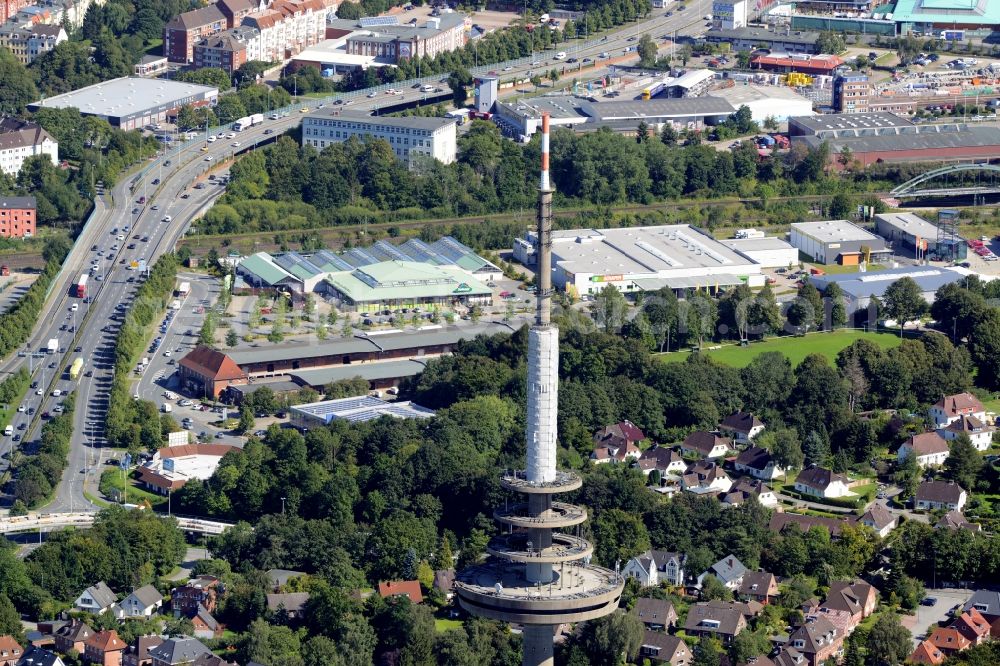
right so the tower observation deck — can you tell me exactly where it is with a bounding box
[454,114,624,666]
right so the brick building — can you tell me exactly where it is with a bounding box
[0,195,35,238]
[164,0,257,63]
[193,26,259,73]
[178,345,246,399]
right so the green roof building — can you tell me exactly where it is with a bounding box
[889,0,1000,31]
[325,260,493,309]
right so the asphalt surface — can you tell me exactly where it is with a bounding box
[0,4,720,516]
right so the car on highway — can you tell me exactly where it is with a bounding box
[231,142,240,147]
[227,132,236,138]
[16,404,25,412]
[70,303,78,312]
[368,92,377,98]
[52,389,62,397]
[566,57,578,63]
[263,129,273,135]
[127,243,136,249]
[131,207,140,214]
[207,137,216,143]
[152,178,160,185]
[74,346,82,352]
[205,156,213,161]
[35,388,43,395]
[151,204,159,210]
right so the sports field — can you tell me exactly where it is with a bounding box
[658,329,904,368]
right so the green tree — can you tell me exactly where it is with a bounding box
[970,308,1000,390]
[0,594,24,643]
[637,33,658,65]
[882,276,927,337]
[0,48,38,113]
[943,433,982,491]
[579,610,643,666]
[824,282,848,329]
[768,427,805,470]
[448,67,473,106]
[238,406,255,434]
[593,508,650,568]
[893,450,920,499]
[226,329,238,347]
[700,575,732,602]
[591,284,628,334]
[693,636,724,666]
[199,313,216,346]
[865,613,911,666]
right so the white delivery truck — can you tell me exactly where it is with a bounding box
[176,281,191,297]
[4,425,12,436]
[46,338,58,354]
[171,299,181,310]
[161,403,172,413]
[233,116,252,131]
[250,113,265,126]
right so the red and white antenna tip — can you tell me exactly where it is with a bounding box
[540,113,550,192]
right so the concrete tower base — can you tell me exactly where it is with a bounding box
[521,625,555,666]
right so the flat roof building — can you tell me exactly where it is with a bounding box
[809,266,967,314]
[722,237,799,268]
[514,225,766,297]
[301,110,457,164]
[788,112,916,137]
[750,53,844,76]
[136,444,240,494]
[890,0,1000,31]
[27,77,219,130]
[495,95,735,140]
[324,260,492,310]
[712,84,814,123]
[289,395,434,429]
[705,26,820,53]
[790,220,892,265]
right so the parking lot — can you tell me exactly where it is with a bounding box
[901,588,973,646]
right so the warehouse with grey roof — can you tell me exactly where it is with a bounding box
[27,77,219,130]
[790,220,892,265]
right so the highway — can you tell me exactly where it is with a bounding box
[0,2,715,519]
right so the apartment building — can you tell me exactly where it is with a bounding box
[0,196,36,238]
[240,0,330,62]
[0,118,58,176]
[193,25,261,72]
[164,0,257,63]
[301,112,457,164]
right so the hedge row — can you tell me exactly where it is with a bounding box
[13,390,76,509]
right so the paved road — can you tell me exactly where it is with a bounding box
[900,588,973,646]
[2,4,718,515]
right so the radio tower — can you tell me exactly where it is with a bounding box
[455,114,624,666]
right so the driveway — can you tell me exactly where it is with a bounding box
[900,588,973,646]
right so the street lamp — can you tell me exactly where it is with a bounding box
[281,496,286,514]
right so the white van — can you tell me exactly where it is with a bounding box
[3,425,12,436]
[161,403,172,413]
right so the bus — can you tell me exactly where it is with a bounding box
[642,82,665,100]
[76,274,88,298]
[69,357,84,380]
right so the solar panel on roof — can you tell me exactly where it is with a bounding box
[344,247,379,267]
[373,240,411,262]
[359,15,398,26]
[400,238,446,265]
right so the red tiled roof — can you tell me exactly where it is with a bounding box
[179,345,244,381]
[934,392,984,417]
[909,640,945,664]
[902,432,949,456]
[928,627,971,652]
[378,580,423,604]
[158,444,240,459]
[85,630,125,652]
[0,635,23,659]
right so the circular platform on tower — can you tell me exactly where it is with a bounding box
[494,502,587,529]
[455,562,624,624]
[486,532,593,564]
[501,470,582,494]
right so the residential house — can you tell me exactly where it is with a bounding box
[793,466,851,499]
[682,461,733,495]
[769,512,850,536]
[785,615,843,666]
[719,411,765,445]
[939,415,995,452]
[638,631,690,664]
[622,550,686,588]
[16,646,65,666]
[637,446,687,479]
[147,637,213,666]
[737,657,776,666]
[74,582,117,615]
[683,603,747,645]
[963,590,1000,622]
[593,421,645,457]
[633,598,678,631]
[952,608,991,646]
[113,585,163,619]
[0,117,58,177]
[697,555,747,590]
[264,569,305,592]
[433,569,455,600]
[704,599,764,622]
[927,627,971,656]
[53,620,94,655]
[83,630,126,666]
[908,640,945,665]
[378,580,423,604]
[122,636,163,666]
[733,446,784,481]
[823,581,878,629]
[858,504,897,538]
[739,571,779,604]
[935,510,981,532]
[722,478,778,508]
[266,593,309,620]
[171,577,221,617]
[190,655,235,666]
[897,432,950,467]
[190,606,221,641]
[0,636,21,666]
[929,393,986,428]
[915,480,967,511]
[680,431,731,459]
[772,648,812,666]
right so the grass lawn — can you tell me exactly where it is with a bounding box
[980,396,1000,415]
[658,329,903,368]
[434,618,463,633]
[99,469,166,508]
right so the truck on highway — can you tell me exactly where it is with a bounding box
[69,357,84,380]
[176,281,191,297]
[47,338,58,354]
[3,425,11,436]
[233,114,265,131]
[76,273,88,298]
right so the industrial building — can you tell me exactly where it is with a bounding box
[289,395,434,429]
[323,260,492,311]
[234,236,501,296]
[889,0,1000,32]
[789,220,892,265]
[874,212,967,261]
[705,26,820,53]
[495,95,735,140]
[711,0,748,29]
[664,69,717,98]
[136,444,240,494]
[795,125,1000,169]
[27,77,219,130]
[750,53,844,76]
[180,322,515,399]
[301,111,457,164]
[809,266,967,314]
[833,73,871,114]
[712,84,814,123]
[788,112,917,137]
[513,225,766,297]
[721,237,799,268]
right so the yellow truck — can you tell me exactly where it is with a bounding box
[69,357,84,380]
